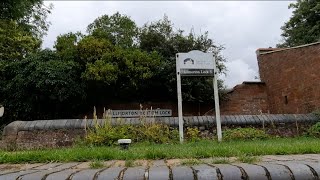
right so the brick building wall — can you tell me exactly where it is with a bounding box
[218,82,269,115]
[257,42,320,114]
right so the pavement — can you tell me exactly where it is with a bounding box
[1,154,320,180]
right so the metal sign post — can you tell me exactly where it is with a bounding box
[176,50,222,143]
[176,55,184,143]
[213,60,222,142]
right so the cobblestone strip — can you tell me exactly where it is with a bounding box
[192,164,218,180]
[1,170,40,180]
[45,169,80,180]
[96,167,124,180]
[0,163,58,179]
[0,163,44,176]
[70,169,103,180]
[122,166,146,180]
[212,164,243,180]
[19,163,79,180]
[302,162,320,179]
[275,162,316,180]
[171,166,194,180]
[149,160,169,180]
[258,163,293,180]
[235,163,268,180]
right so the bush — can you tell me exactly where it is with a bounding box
[84,118,179,146]
[307,122,320,137]
[223,128,269,141]
[186,127,201,142]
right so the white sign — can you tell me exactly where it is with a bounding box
[177,50,215,76]
[110,109,172,118]
[178,50,214,70]
[180,69,214,76]
[176,50,222,143]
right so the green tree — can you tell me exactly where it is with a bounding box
[139,15,227,102]
[77,36,113,65]
[278,0,320,47]
[0,50,85,122]
[0,0,52,61]
[0,20,41,61]
[54,32,83,61]
[87,12,138,48]
[82,47,162,101]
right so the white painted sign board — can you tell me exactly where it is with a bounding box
[178,50,215,76]
[176,50,222,143]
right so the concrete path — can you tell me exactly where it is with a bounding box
[1,154,320,179]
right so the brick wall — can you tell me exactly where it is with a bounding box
[89,82,269,117]
[257,42,320,114]
[219,82,269,115]
[88,102,214,117]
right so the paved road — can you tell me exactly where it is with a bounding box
[1,154,320,179]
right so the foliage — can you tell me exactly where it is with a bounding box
[82,47,162,100]
[77,36,113,65]
[307,122,320,137]
[0,0,52,62]
[54,32,83,61]
[87,12,138,48]
[84,119,179,146]
[186,127,201,142]
[0,50,85,122]
[223,128,269,141]
[278,0,320,47]
[0,20,41,61]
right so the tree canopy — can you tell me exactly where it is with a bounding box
[0,0,52,61]
[278,0,320,47]
[0,11,228,124]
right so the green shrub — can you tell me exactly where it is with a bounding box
[84,118,179,146]
[307,122,320,137]
[223,128,269,141]
[186,127,201,142]
[85,120,131,146]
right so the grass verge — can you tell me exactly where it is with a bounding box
[181,159,201,166]
[0,137,320,163]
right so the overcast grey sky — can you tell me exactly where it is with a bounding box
[43,1,294,88]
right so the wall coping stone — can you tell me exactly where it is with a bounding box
[2,114,318,137]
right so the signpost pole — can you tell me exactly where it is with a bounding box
[176,55,184,143]
[213,56,222,142]
[176,50,222,143]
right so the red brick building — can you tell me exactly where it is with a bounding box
[257,42,320,114]
[219,42,320,115]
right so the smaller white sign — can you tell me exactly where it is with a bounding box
[110,109,172,118]
[180,69,214,76]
